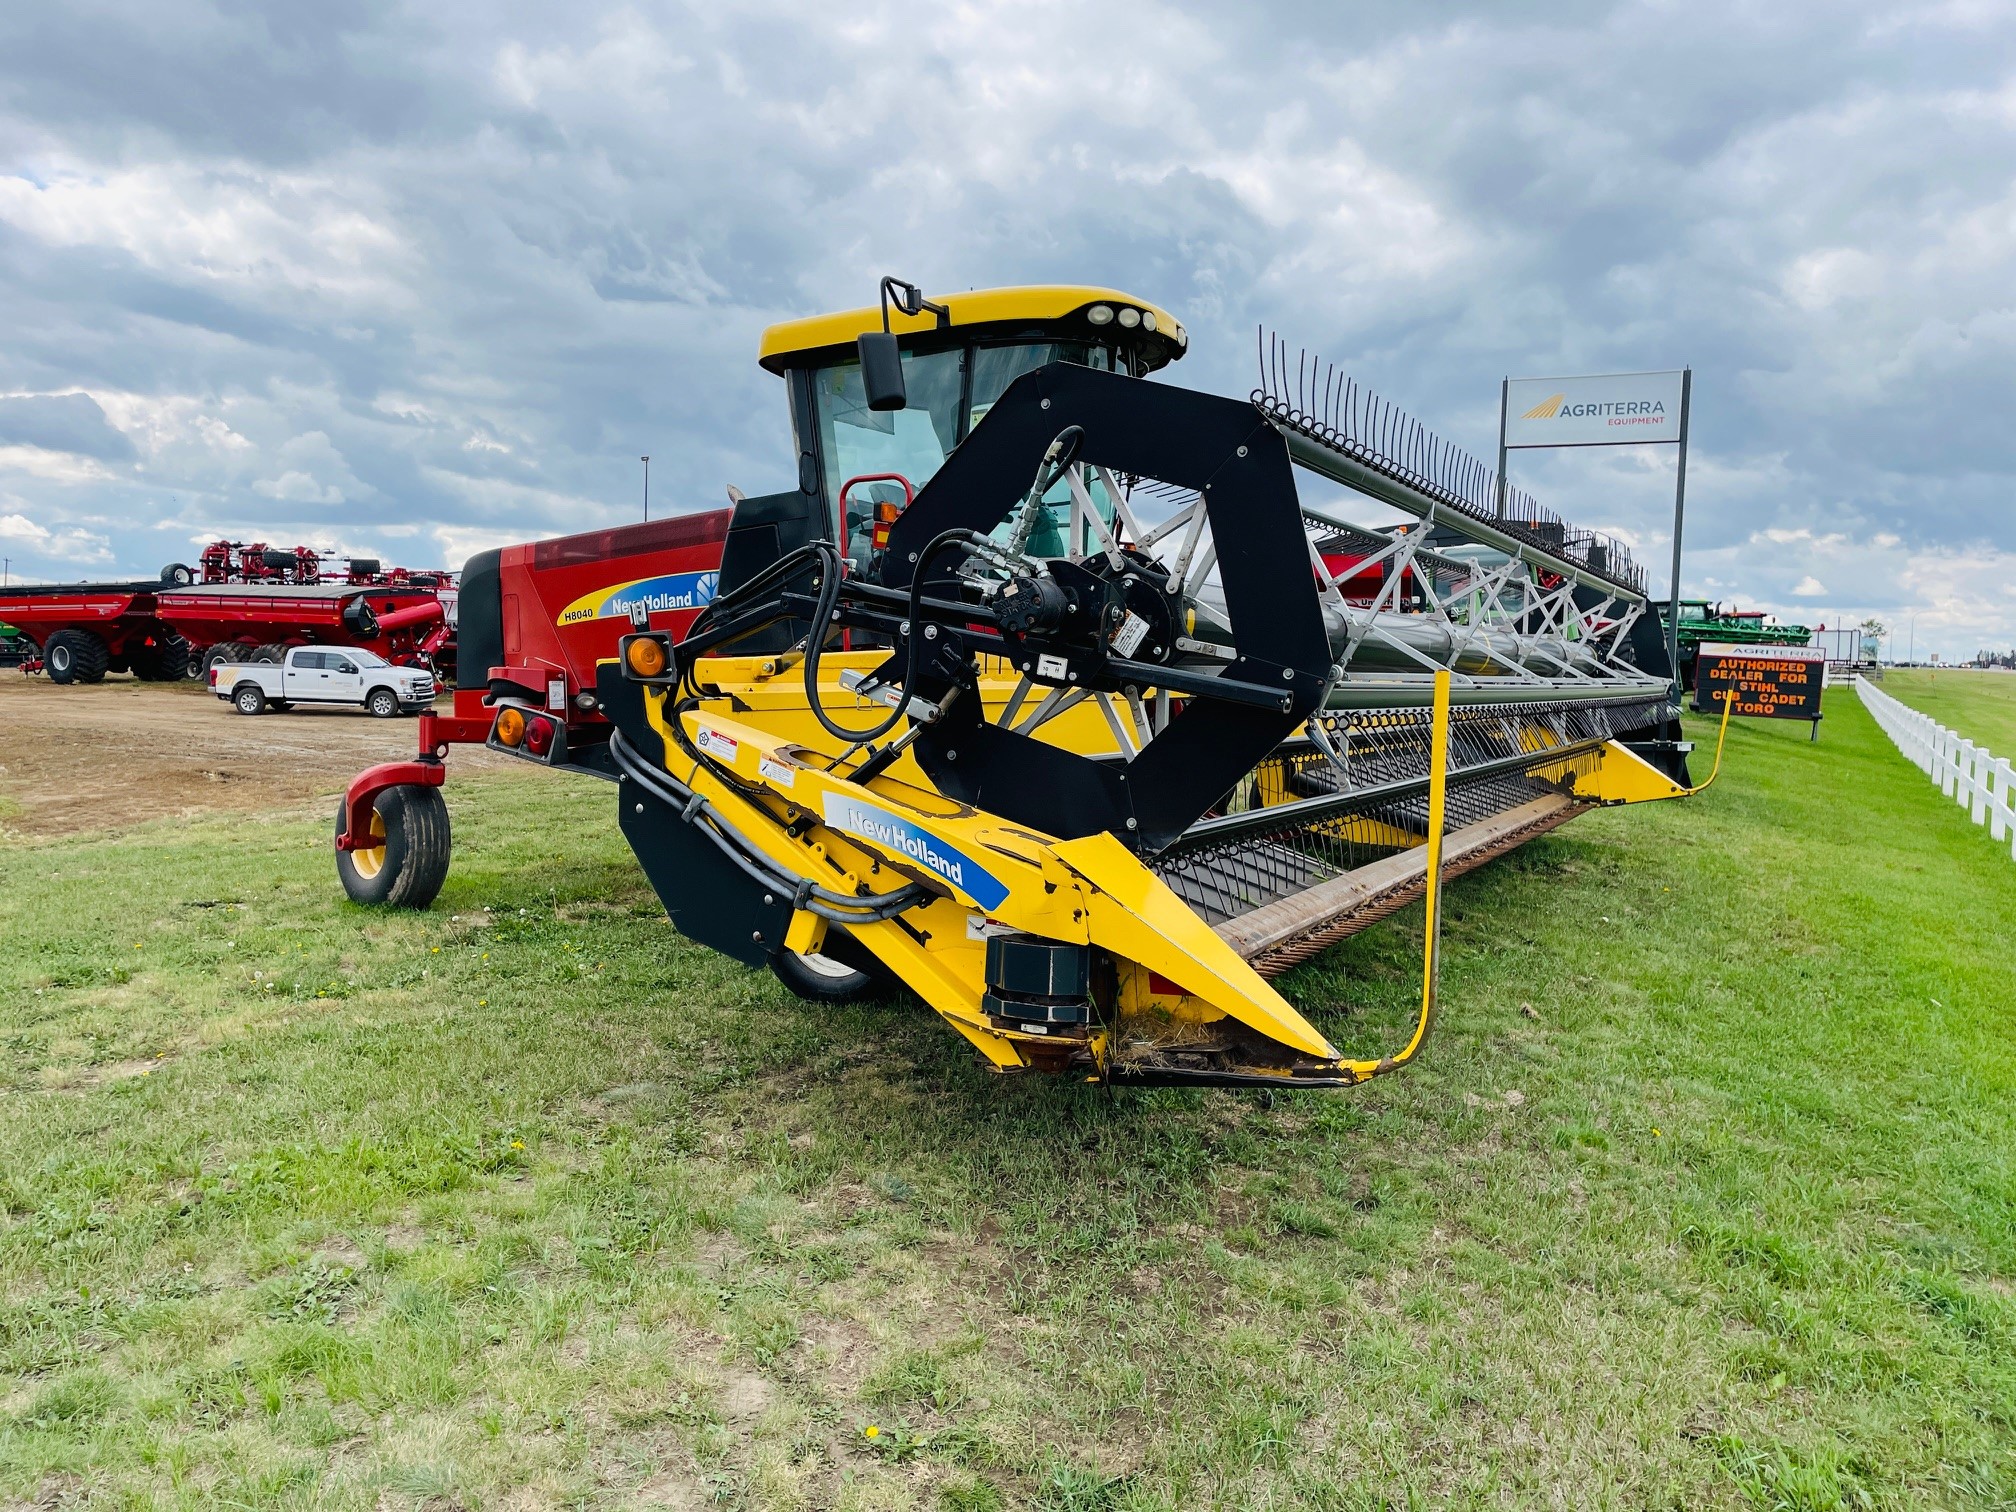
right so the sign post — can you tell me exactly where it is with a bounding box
[1498,367,1692,695]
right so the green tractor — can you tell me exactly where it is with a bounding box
[1660,600,1812,689]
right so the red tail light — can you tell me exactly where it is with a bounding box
[524,715,555,757]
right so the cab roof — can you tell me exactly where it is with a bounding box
[757,285,1187,375]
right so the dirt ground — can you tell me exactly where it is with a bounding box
[1,674,517,839]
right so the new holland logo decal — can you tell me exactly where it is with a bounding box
[819,793,1009,910]
[557,571,718,626]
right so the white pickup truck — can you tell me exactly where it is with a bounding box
[210,645,437,718]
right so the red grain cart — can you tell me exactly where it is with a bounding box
[0,581,190,682]
[159,583,450,674]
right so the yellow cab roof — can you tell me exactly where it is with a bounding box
[758,285,1187,375]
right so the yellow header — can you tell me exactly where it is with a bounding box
[758,284,1187,374]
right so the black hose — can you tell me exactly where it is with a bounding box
[608,728,932,922]
[801,529,984,744]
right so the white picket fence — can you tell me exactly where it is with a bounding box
[1855,675,2016,861]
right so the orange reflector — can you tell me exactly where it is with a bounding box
[496,707,527,747]
[626,636,668,677]
[875,500,903,523]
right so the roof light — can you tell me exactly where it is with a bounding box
[1117,307,1141,328]
[1141,311,1157,333]
[1086,304,1114,326]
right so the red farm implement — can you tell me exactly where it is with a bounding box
[4,573,454,685]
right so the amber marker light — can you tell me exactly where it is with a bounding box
[626,636,668,677]
[496,707,527,747]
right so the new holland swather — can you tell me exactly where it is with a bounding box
[335,279,1725,1089]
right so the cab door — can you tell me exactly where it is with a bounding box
[326,654,365,701]
[288,650,329,699]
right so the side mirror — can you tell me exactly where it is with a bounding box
[858,331,906,412]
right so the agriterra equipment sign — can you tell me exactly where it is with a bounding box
[1692,642,1825,721]
[1504,371,1687,449]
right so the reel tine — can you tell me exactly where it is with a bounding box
[1252,330,1648,595]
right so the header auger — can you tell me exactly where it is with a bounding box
[335,279,1718,1088]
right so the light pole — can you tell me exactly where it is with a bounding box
[1907,611,1918,667]
[641,456,651,522]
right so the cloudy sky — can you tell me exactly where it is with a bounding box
[1,0,2011,657]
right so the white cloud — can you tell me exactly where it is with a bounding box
[1791,575,1827,596]
[252,430,366,506]
[0,445,117,484]
[0,162,411,307]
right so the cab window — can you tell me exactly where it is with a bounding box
[814,349,962,524]
[809,339,1128,570]
[967,342,1114,431]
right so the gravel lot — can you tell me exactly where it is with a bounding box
[1,674,515,838]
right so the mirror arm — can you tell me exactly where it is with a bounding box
[879,276,951,330]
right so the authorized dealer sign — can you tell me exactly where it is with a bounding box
[1503,370,1686,448]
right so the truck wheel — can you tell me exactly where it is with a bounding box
[251,642,288,664]
[768,930,900,1003]
[44,630,110,686]
[335,786,450,908]
[202,641,253,674]
[233,683,268,715]
[366,686,400,719]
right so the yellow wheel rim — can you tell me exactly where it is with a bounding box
[351,810,388,879]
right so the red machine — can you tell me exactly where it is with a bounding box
[166,582,450,672]
[182,540,326,586]
[0,581,190,682]
[4,575,453,683]
[337,513,731,866]
[166,540,455,591]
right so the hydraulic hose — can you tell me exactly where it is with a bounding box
[608,727,933,923]
[801,529,987,744]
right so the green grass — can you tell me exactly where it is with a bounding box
[1882,669,2016,759]
[2,690,2013,1509]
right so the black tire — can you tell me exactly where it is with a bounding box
[202,641,253,674]
[232,683,268,715]
[768,929,900,1003]
[335,785,450,908]
[44,630,109,686]
[365,686,400,719]
[160,562,195,586]
[250,642,288,664]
